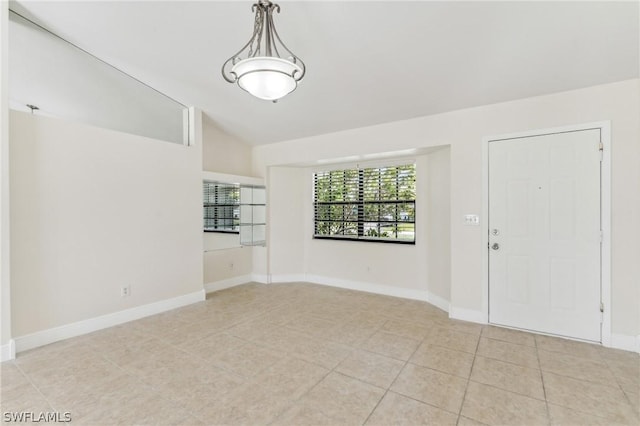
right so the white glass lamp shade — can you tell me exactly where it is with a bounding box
[231,57,302,101]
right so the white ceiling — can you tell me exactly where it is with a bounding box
[10,1,640,146]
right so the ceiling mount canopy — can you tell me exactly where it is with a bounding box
[222,0,305,102]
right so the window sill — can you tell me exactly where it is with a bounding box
[313,236,415,245]
[204,230,240,234]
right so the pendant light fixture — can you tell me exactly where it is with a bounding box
[222,0,305,101]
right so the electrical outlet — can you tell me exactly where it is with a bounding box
[121,285,131,297]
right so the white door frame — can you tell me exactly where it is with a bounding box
[481,121,611,346]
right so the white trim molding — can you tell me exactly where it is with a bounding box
[204,275,253,293]
[298,274,450,313]
[251,273,269,284]
[449,306,487,325]
[270,274,307,284]
[13,290,205,354]
[609,333,640,354]
[426,292,451,313]
[305,274,429,302]
[1,339,15,361]
[481,121,612,345]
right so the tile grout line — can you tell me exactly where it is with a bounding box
[534,339,638,424]
[598,354,634,392]
[16,341,180,423]
[80,313,274,424]
[361,318,427,426]
[10,361,57,413]
[83,338,212,425]
[187,292,332,425]
[264,314,397,425]
[455,326,484,426]
[264,336,359,424]
[7,283,637,426]
[335,317,394,425]
[535,336,553,425]
[596,356,639,418]
[139,295,310,361]
[464,377,549,403]
[536,344,633,390]
[539,360,639,423]
[263,360,333,426]
[463,338,552,403]
[5,288,360,424]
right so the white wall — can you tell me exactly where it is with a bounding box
[203,246,253,285]
[9,111,203,337]
[9,12,187,145]
[202,115,257,287]
[203,115,252,176]
[266,155,451,306]
[268,167,306,278]
[254,79,640,341]
[1,2,13,357]
[426,147,451,304]
[301,157,430,295]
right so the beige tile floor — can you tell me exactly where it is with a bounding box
[1,282,639,425]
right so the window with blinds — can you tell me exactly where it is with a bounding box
[314,164,416,243]
[203,182,240,233]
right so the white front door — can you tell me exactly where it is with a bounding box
[488,129,602,342]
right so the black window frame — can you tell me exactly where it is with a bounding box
[203,181,240,233]
[313,164,416,244]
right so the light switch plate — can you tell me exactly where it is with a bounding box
[464,214,480,226]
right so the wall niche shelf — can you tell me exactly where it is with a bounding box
[239,185,266,247]
[202,171,266,248]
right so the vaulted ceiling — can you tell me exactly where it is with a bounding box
[10,1,639,145]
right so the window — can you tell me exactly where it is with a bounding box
[314,164,416,243]
[203,182,240,233]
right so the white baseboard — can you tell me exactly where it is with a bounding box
[449,306,487,324]
[426,292,451,313]
[303,273,431,303]
[1,339,15,361]
[204,275,252,293]
[14,289,206,354]
[251,273,269,284]
[609,333,640,353]
[270,274,307,284]
[269,274,452,314]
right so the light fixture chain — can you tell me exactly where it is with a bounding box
[248,6,264,58]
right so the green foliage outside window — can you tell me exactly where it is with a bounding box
[313,164,416,243]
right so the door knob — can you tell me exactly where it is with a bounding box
[492,229,500,236]
[491,243,500,250]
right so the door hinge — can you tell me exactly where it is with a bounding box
[600,302,604,313]
[599,142,603,161]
